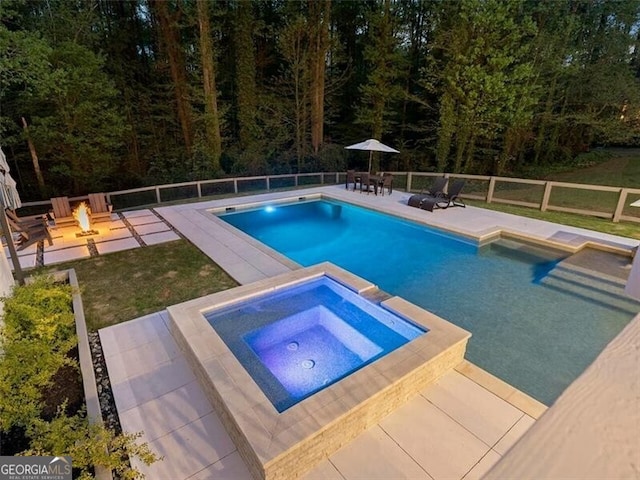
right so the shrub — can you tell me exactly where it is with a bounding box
[0,275,158,478]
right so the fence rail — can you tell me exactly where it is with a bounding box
[18,171,640,224]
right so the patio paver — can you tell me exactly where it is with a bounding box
[3,207,182,268]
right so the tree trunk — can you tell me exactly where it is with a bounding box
[234,0,258,148]
[21,117,46,193]
[436,92,455,172]
[533,73,558,165]
[309,0,330,154]
[197,0,222,171]
[149,0,194,155]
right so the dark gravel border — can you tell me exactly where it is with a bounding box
[88,332,122,435]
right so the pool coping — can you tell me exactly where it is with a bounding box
[167,262,471,480]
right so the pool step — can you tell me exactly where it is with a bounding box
[540,265,640,316]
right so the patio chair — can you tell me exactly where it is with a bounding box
[5,209,47,229]
[345,170,356,190]
[356,172,377,194]
[4,210,53,250]
[379,173,394,196]
[407,176,448,208]
[416,179,466,212]
[50,196,76,227]
[88,193,113,223]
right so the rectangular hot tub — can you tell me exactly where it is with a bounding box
[205,276,425,412]
[168,263,471,480]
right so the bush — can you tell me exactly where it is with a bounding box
[0,275,158,478]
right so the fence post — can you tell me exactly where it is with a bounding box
[541,181,553,212]
[155,186,161,204]
[613,188,628,223]
[266,176,270,191]
[196,181,202,198]
[233,179,238,194]
[406,172,412,192]
[335,172,339,184]
[295,175,298,187]
[321,173,324,185]
[486,177,496,203]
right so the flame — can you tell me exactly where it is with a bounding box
[73,201,92,232]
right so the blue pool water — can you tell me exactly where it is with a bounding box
[205,276,425,412]
[219,199,640,405]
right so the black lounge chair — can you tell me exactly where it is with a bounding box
[417,179,466,212]
[407,176,448,208]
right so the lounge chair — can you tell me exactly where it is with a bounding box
[50,196,76,227]
[5,209,47,229]
[4,210,53,250]
[88,193,113,223]
[416,179,466,212]
[407,176,448,208]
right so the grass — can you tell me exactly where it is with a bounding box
[38,240,238,331]
[544,148,640,188]
[481,149,640,216]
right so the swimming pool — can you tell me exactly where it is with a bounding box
[205,276,425,411]
[218,199,640,405]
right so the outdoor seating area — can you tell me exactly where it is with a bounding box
[345,170,394,195]
[2,208,180,270]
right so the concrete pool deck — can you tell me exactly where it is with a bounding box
[97,185,638,479]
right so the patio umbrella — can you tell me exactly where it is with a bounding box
[0,146,24,284]
[345,138,399,173]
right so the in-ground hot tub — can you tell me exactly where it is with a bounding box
[205,275,425,412]
[168,263,471,480]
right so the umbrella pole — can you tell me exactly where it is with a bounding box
[0,204,24,285]
[368,151,372,173]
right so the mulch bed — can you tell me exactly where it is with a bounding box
[0,347,84,455]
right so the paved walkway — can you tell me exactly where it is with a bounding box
[4,209,180,270]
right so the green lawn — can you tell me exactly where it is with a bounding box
[38,240,238,331]
[544,148,640,188]
[483,149,640,217]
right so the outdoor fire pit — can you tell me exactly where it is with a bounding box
[73,201,98,237]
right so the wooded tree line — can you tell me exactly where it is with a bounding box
[1,0,640,200]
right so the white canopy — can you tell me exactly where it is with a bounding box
[345,139,400,173]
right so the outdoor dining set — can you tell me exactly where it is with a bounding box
[345,170,394,196]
